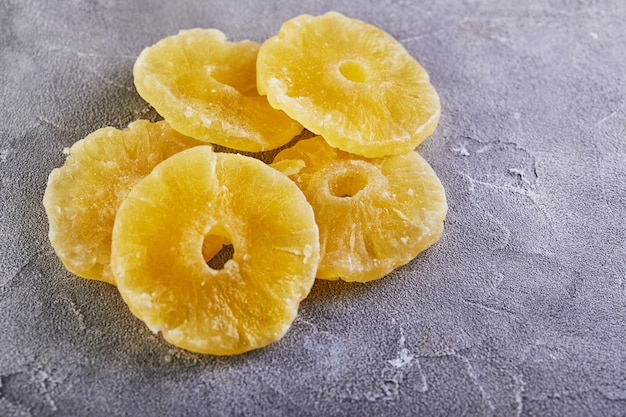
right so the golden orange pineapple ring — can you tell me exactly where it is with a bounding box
[43,120,203,284]
[111,146,320,355]
[133,28,302,152]
[272,136,447,282]
[257,11,441,158]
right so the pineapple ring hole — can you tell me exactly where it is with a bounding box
[319,160,382,200]
[209,67,257,96]
[206,244,234,270]
[338,60,368,83]
[329,171,369,198]
[202,232,234,271]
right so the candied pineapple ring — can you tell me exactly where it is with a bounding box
[272,136,447,282]
[257,11,441,158]
[133,28,302,152]
[43,120,203,284]
[111,147,320,355]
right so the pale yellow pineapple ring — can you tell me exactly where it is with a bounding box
[43,120,203,284]
[111,147,319,355]
[272,136,447,282]
[133,29,302,152]
[257,11,441,158]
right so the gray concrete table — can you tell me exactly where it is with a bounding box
[1,0,625,416]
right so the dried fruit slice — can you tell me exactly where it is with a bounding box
[43,120,203,284]
[111,147,319,355]
[272,136,447,282]
[134,28,302,152]
[257,11,440,158]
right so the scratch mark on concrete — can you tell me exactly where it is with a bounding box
[454,352,495,412]
[386,327,428,393]
[513,374,526,417]
[388,347,413,368]
[415,349,495,411]
[0,369,58,414]
[1,248,54,289]
[463,298,525,323]
[36,116,67,132]
[451,145,470,156]
[596,110,618,126]
[596,104,625,128]
[52,45,136,60]
[33,370,58,412]
[64,298,87,331]
[295,316,334,338]
[508,167,533,185]
[399,29,445,44]
[0,148,14,163]
[483,209,512,249]
[84,66,133,91]
[461,173,539,202]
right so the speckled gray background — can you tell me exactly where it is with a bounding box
[1,0,625,416]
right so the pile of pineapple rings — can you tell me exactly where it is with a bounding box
[43,12,447,355]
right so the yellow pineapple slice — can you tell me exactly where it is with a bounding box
[133,28,302,152]
[111,146,319,355]
[43,120,203,284]
[257,12,440,158]
[272,136,447,282]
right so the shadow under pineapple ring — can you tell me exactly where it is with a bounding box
[110,146,320,355]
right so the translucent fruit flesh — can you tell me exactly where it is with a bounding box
[272,136,447,282]
[134,28,302,152]
[257,11,441,158]
[43,120,203,284]
[111,147,320,355]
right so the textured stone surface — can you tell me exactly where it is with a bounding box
[1,0,626,416]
